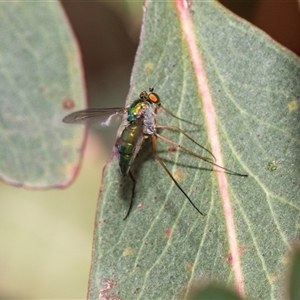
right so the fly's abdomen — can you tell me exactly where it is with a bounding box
[118,122,144,176]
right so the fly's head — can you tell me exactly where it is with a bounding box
[139,88,161,108]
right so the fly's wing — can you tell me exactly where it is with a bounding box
[62,107,127,127]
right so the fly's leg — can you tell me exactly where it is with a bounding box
[151,135,206,216]
[156,133,248,177]
[156,125,216,161]
[123,171,136,220]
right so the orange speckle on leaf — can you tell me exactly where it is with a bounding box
[281,255,290,265]
[123,247,133,256]
[185,263,193,271]
[144,62,154,73]
[270,274,278,282]
[288,100,298,112]
[174,169,184,181]
[238,246,246,254]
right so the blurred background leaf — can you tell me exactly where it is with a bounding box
[287,245,300,300]
[187,284,243,300]
[0,1,85,187]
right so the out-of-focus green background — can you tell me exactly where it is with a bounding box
[0,1,298,298]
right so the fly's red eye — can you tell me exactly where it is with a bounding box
[149,93,159,103]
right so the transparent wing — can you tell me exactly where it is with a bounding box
[62,107,127,126]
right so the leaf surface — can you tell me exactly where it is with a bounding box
[88,1,300,299]
[0,1,85,188]
[288,246,300,300]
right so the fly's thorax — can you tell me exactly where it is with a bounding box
[127,100,148,122]
[127,89,161,122]
[142,103,157,135]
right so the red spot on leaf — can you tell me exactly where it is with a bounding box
[99,279,120,300]
[63,99,75,110]
[168,146,177,152]
[62,151,69,158]
[227,246,245,264]
[227,253,233,264]
[165,228,172,238]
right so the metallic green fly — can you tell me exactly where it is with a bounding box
[63,88,247,219]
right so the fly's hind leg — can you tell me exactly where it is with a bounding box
[156,133,247,177]
[156,125,215,161]
[123,171,136,220]
[151,135,205,216]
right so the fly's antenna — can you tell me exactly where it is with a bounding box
[149,81,159,93]
[160,105,199,126]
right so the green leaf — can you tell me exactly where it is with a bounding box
[188,284,243,300]
[287,246,300,299]
[88,1,300,299]
[0,1,85,188]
